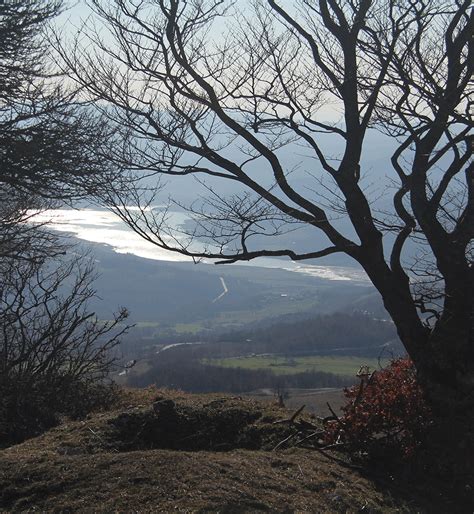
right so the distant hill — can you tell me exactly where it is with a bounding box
[81,241,387,331]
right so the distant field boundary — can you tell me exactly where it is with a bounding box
[203,355,389,377]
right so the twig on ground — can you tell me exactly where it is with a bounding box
[88,426,118,453]
[297,463,305,478]
[290,405,306,422]
[311,445,364,470]
[294,430,325,447]
[273,431,298,451]
[273,404,305,425]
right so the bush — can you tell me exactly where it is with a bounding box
[0,257,129,446]
[325,358,432,461]
[0,375,119,446]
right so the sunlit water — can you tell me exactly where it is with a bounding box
[29,208,370,283]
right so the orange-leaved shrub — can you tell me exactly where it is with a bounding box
[325,357,432,461]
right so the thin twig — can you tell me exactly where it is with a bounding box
[273,404,306,425]
[294,430,325,447]
[273,431,298,451]
[290,404,306,422]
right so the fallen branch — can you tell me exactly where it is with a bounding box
[273,431,298,451]
[310,445,364,470]
[326,402,345,432]
[273,404,305,425]
[295,418,319,431]
[294,430,325,447]
[326,402,340,420]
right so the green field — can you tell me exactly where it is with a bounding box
[174,322,205,333]
[135,321,161,328]
[133,297,321,335]
[135,321,203,333]
[205,355,388,377]
[213,298,320,325]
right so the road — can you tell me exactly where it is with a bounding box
[212,277,228,303]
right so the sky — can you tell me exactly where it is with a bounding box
[50,0,418,276]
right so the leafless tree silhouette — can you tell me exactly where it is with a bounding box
[0,1,131,442]
[60,0,472,408]
[0,0,122,201]
[0,252,129,442]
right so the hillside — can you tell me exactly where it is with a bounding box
[0,388,461,512]
[86,242,382,330]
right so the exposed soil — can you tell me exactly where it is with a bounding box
[0,388,470,512]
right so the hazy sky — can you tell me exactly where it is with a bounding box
[52,0,411,272]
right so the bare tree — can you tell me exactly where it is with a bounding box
[0,253,129,442]
[60,0,473,409]
[0,0,131,276]
[0,0,122,201]
[0,256,128,385]
[0,1,132,443]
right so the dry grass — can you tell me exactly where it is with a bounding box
[0,387,461,512]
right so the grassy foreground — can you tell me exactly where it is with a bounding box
[0,387,450,512]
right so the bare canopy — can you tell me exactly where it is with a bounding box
[59,0,473,407]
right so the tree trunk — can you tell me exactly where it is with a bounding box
[363,256,474,414]
[417,314,474,414]
[419,263,474,411]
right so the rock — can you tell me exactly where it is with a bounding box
[152,399,176,416]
